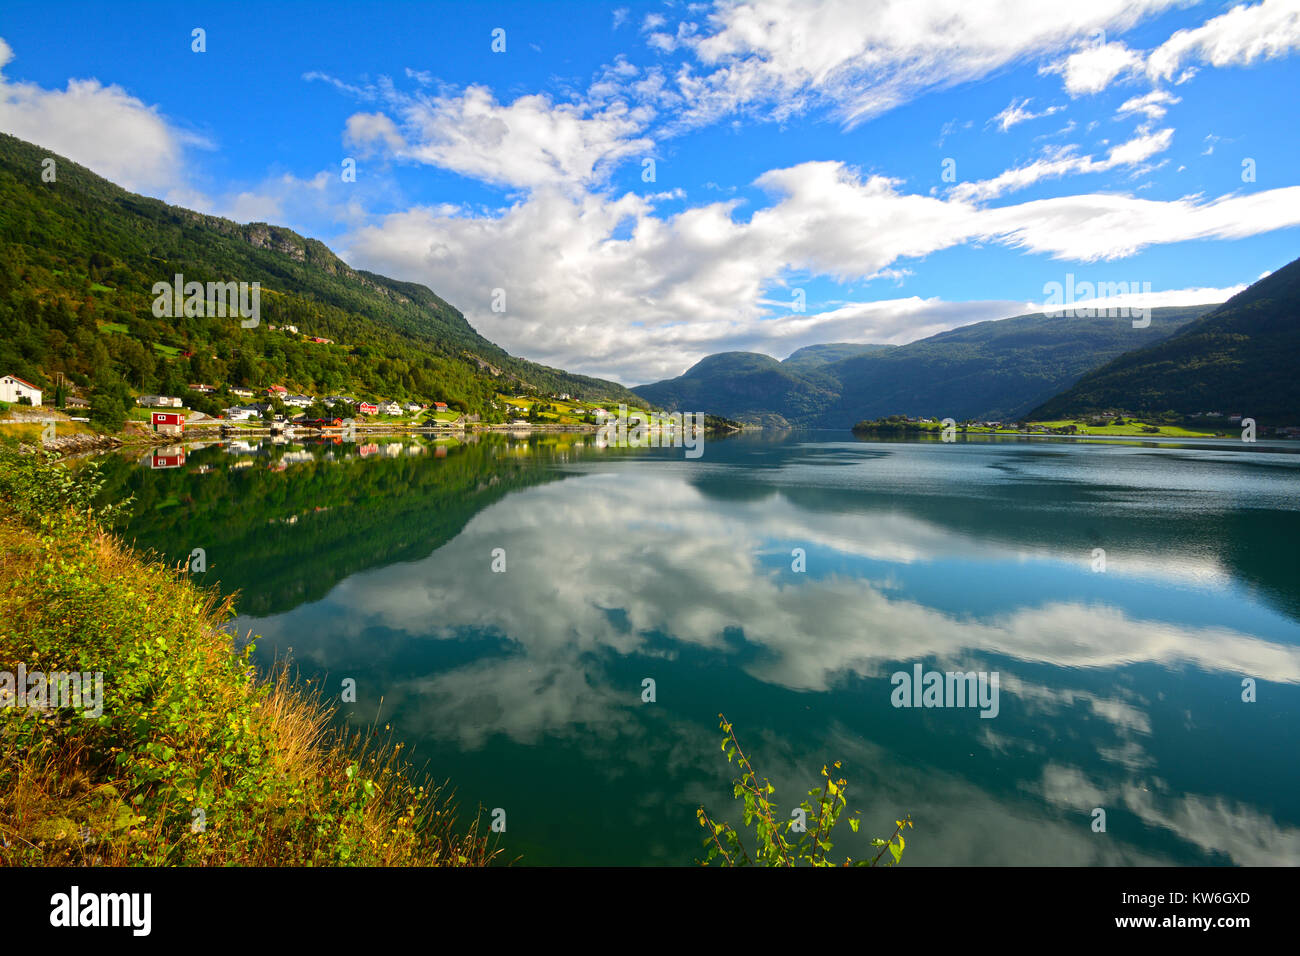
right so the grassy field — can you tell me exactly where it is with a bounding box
[0,417,97,443]
[1027,419,1222,437]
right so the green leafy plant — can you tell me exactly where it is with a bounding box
[696,714,912,867]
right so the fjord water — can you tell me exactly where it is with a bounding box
[99,432,1300,865]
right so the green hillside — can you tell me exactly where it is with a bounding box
[634,351,841,428]
[0,132,639,425]
[635,305,1215,427]
[1029,255,1300,423]
[780,342,896,371]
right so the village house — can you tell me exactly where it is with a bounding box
[358,401,379,415]
[222,406,262,422]
[0,373,42,406]
[137,395,184,408]
[188,383,217,394]
[283,394,314,408]
[230,387,254,398]
[266,385,288,397]
[379,401,404,416]
[432,401,449,412]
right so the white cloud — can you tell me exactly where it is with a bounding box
[1147,0,1300,82]
[990,97,1064,131]
[1117,89,1181,122]
[0,36,205,197]
[666,0,1178,127]
[345,84,654,190]
[951,128,1175,202]
[1054,40,1145,95]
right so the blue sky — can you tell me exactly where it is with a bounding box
[2,0,1299,383]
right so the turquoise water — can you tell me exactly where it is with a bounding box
[102,432,1300,864]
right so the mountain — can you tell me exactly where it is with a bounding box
[0,132,640,423]
[633,351,842,427]
[1029,255,1300,422]
[635,305,1216,427]
[780,342,896,371]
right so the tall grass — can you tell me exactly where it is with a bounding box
[0,443,499,866]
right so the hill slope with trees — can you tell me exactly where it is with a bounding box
[1029,255,1300,423]
[0,132,640,427]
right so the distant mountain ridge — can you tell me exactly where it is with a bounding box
[1029,254,1300,423]
[634,305,1218,427]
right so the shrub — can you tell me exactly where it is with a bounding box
[696,714,912,867]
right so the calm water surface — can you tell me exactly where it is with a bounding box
[99,431,1300,865]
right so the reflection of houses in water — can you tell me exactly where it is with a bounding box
[406,444,426,456]
[434,445,448,458]
[142,446,186,469]
[383,443,404,457]
[358,443,380,458]
[225,440,261,456]
[278,450,318,466]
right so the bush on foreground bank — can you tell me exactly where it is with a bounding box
[0,443,497,866]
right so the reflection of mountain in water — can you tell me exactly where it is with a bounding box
[686,433,1300,625]
[96,436,580,616]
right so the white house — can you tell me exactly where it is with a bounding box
[379,401,404,415]
[222,406,262,421]
[1,374,42,406]
[284,394,314,408]
[137,395,183,408]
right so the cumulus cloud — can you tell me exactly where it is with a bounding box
[345,85,654,190]
[1053,40,1146,95]
[0,35,206,197]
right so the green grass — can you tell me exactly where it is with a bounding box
[97,322,129,334]
[1028,419,1221,437]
